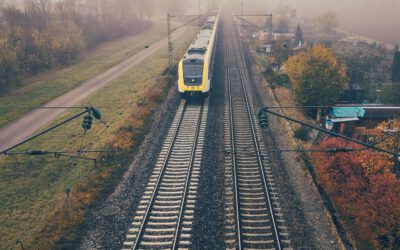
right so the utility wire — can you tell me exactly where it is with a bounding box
[0,107,101,155]
[0,109,88,155]
[262,105,400,109]
[171,15,202,32]
[0,106,88,110]
[6,150,117,155]
[262,108,400,158]
[235,15,264,30]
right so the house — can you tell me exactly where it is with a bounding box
[326,106,400,141]
[252,30,295,43]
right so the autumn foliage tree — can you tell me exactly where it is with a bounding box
[0,0,154,93]
[315,137,400,249]
[284,45,347,120]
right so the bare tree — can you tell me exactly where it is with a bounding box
[317,10,338,33]
[24,0,52,30]
[140,0,154,20]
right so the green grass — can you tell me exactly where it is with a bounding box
[0,23,168,128]
[0,26,198,249]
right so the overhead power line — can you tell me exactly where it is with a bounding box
[0,107,102,155]
[259,107,400,158]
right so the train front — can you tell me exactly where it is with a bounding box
[178,50,207,99]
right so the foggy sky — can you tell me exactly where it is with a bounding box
[244,0,400,45]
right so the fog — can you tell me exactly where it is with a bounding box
[2,0,398,44]
[242,0,400,45]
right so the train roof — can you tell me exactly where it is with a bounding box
[183,15,218,60]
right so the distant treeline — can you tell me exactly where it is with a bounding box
[0,0,157,93]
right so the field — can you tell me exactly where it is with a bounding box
[0,22,167,128]
[0,26,198,249]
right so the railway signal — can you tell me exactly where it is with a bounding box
[258,108,269,128]
[82,115,93,132]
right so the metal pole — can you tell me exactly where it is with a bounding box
[268,14,273,42]
[167,13,173,71]
[394,131,400,177]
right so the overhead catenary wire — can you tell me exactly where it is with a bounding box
[0,107,102,155]
[0,106,88,110]
[0,109,89,155]
[170,15,202,33]
[5,150,117,155]
[261,105,400,109]
[261,108,400,158]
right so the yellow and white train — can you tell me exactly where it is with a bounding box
[178,14,219,98]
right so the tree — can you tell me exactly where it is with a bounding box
[273,42,290,70]
[138,0,154,20]
[315,137,400,248]
[374,118,400,176]
[391,51,400,82]
[274,20,289,33]
[0,35,19,93]
[285,45,347,120]
[317,10,337,33]
[294,24,303,46]
[24,0,52,31]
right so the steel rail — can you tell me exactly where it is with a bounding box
[132,101,188,249]
[227,66,243,250]
[172,101,204,249]
[231,21,283,250]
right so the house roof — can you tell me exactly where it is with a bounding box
[330,107,365,118]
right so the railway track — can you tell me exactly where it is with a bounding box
[123,99,208,249]
[223,17,292,250]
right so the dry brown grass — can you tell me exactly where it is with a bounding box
[274,86,309,130]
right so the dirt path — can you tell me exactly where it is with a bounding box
[0,27,186,152]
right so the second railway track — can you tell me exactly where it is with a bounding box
[123,99,208,249]
[223,16,292,250]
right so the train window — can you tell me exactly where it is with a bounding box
[183,64,203,78]
[188,48,205,55]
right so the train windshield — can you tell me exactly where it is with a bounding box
[183,60,204,86]
[183,64,203,78]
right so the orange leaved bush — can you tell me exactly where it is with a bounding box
[314,137,400,249]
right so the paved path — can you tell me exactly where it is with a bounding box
[0,27,186,152]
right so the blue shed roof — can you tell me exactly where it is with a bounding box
[330,107,365,118]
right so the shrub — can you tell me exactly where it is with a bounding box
[272,72,290,86]
[294,126,309,141]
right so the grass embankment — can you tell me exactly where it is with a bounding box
[0,22,167,128]
[252,52,310,132]
[0,26,198,249]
